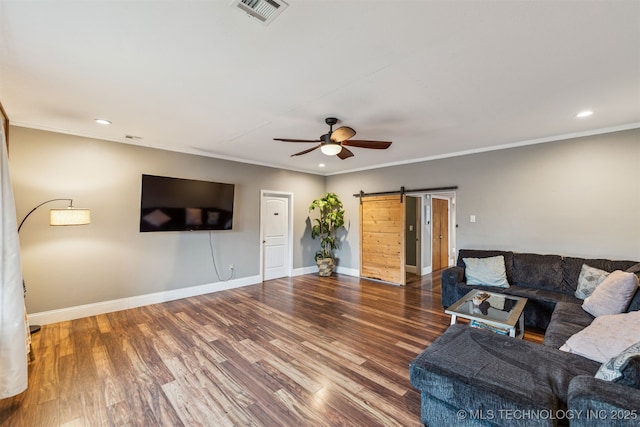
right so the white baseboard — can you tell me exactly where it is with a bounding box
[292,265,360,277]
[422,266,433,275]
[28,266,370,326]
[28,275,262,326]
[335,266,359,277]
[291,266,318,276]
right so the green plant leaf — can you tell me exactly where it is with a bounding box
[308,192,345,261]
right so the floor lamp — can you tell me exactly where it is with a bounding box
[18,198,91,333]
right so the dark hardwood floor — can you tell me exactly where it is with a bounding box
[1,271,543,426]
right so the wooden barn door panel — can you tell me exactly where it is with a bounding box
[360,195,405,285]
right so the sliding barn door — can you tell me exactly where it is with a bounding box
[360,195,405,286]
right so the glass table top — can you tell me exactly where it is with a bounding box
[445,289,527,328]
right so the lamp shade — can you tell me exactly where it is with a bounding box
[49,208,91,226]
[320,143,342,156]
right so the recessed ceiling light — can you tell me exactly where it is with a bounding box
[95,118,112,125]
[318,163,325,168]
[576,110,593,118]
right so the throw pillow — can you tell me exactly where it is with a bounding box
[575,264,610,299]
[463,255,509,288]
[559,311,640,363]
[595,341,640,389]
[582,270,639,317]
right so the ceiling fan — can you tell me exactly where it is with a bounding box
[274,117,392,159]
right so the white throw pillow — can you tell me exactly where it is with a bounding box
[575,264,610,300]
[582,270,639,317]
[560,311,640,363]
[463,255,509,288]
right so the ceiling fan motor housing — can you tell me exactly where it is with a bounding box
[325,117,338,126]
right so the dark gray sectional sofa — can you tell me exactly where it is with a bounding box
[441,249,639,330]
[410,249,640,426]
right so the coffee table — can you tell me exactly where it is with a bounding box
[445,289,527,338]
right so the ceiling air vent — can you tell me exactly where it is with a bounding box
[231,0,288,26]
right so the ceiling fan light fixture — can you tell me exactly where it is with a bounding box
[320,143,342,156]
[275,116,392,160]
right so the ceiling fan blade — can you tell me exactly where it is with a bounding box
[337,147,354,160]
[274,138,322,143]
[331,126,356,142]
[342,139,392,149]
[291,144,321,157]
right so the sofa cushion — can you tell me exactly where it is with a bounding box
[462,255,510,288]
[582,270,639,317]
[595,342,640,389]
[618,356,640,389]
[575,264,610,300]
[543,302,594,349]
[410,324,600,409]
[625,266,640,312]
[512,253,565,293]
[627,263,640,274]
[627,287,640,312]
[507,286,581,305]
[559,311,640,363]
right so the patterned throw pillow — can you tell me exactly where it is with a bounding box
[595,342,640,389]
[575,264,610,300]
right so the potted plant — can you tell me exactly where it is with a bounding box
[309,192,345,276]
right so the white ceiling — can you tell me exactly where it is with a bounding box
[1,1,639,175]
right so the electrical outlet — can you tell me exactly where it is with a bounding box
[229,264,234,271]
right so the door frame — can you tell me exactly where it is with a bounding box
[430,193,456,271]
[405,196,421,275]
[259,190,294,282]
[404,191,456,275]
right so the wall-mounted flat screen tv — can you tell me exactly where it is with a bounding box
[140,174,235,232]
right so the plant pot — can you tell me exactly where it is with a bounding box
[316,258,335,277]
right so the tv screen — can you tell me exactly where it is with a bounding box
[140,174,235,232]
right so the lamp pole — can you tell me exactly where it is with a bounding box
[18,198,89,334]
[17,198,73,232]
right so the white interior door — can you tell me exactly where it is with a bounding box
[261,194,291,281]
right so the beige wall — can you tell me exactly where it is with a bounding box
[327,129,640,269]
[10,127,325,314]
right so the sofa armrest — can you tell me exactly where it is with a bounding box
[442,265,464,285]
[441,266,465,307]
[568,375,640,426]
